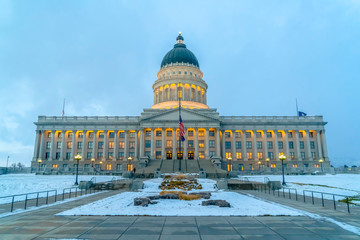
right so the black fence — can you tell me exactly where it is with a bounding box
[253,184,352,213]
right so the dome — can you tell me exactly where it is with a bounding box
[160,33,199,69]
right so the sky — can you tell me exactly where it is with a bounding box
[0,0,359,167]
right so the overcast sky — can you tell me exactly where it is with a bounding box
[0,0,359,167]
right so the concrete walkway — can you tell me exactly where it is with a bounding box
[0,190,359,239]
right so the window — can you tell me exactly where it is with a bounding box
[118,152,124,159]
[57,132,62,138]
[145,140,151,148]
[145,151,150,157]
[119,142,124,149]
[156,151,161,159]
[246,141,252,149]
[299,132,304,138]
[156,131,162,137]
[288,132,293,138]
[289,141,294,149]
[209,140,215,148]
[129,132,135,138]
[88,132,94,138]
[199,140,204,148]
[97,152,103,158]
[267,141,273,149]
[190,72,192,76]
[225,152,231,159]
[166,140,172,147]
[188,130,194,136]
[266,132,272,138]
[209,130,215,136]
[109,132,115,138]
[314,164,320,168]
[66,152,71,160]
[258,152,263,160]
[310,141,315,149]
[57,142,62,149]
[184,71,187,75]
[77,142,83,149]
[46,142,51,149]
[55,152,60,159]
[293,164,298,168]
[106,164,112,170]
[99,132,104,138]
[129,152,135,157]
[246,132,251,138]
[67,142,72,149]
[271,164,276,168]
[256,132,262,138]
[247,152,253,160]
[129,141,135,149]
[277,132,283,138]
[88,142,93,149]
[108,152,113,159]
[235,141,241,149]
[98,142,104,149]
[268,152,274,160]
[199,151,205,159]
[225,131,231,138]
[301,152,305,160]
[278,141,283,149]
[310,132,314,138]
[63,164,68,169]
[178,71,181,74]
[238,164,244,171]
[78,132,83,138]
[312,152,316,160]
[156,140,162,148]
[87,152,92,159]
[236,152,242,159]
[167,131,172,136]
[290,152,295,159]
[108,141,114,149]
[198,130,205,137]
[188,140,194,148]
[52,164,58,169]
[83,164,89,168]
[209,151,215,157]
[145,131,151,136]
[225,141,231,149]
[68,132,73,138]
[300,141,304,149]
[257,141,262,149]
[116,164,122,171]
[47,132,52,138]
[235,132,241,138]
[119,132,125,138]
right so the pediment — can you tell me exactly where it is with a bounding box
[142,108,219,123]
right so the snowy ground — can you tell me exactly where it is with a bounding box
[58,178,302,216]
[0,174,122,204]
[239,174,360,201]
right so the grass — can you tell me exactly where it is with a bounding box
[159,174,203,191]
[338,195,360,206]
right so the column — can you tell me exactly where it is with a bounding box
[222,130,226,159]
[316,130,323,159]
[253,130,258,161]
[274,130,279,161]
[195,86,199,102]
[263,130,268,160]
[114,130,118,161]
[295,130,301,161]
[70,130,76,161]
[81,130,87,160]
[161,128,165,159]
[92,130,98,160]
[49,130,55,160]
[306,130,312,161]
[139,129,144,157]
[321,130,329,161]
[124,130,128,159]
[205,128,210,159]
[172,128,176,160]
[216,128,221,157]
[231,130,236,160]
[39,131,45,160]
[195,128,199,159]
[184,129,188,160]
[135,130,139,159]
[150,128,155,159]
[103,130,108,160]
[33,130,40,161]
[284,130,290,157]
[242,130,247,161]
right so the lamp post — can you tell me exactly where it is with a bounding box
[99,161,103,171]
[74,154,82,185]
[319,159,324,172]
[37,159,42,172]
[279,152,286,186]
[91,158,95,168]
[258,161,262,171]
[127,156,133,172]
[227,156,232,172]
[266,158,270,168]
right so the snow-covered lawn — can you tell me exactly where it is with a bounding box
[57,178,302,216]
[239,174,360,200]
[0,174,122,204]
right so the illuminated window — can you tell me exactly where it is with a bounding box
[108,152,113,159]
[67,142,72,149]
[77,142,82,149]
[88,142,93,149]
[156,151,162,159]
[106,164,112,170]
[225,131,231,138]
[52,164,58,169]
[289,141,294,149]
[188,140,194,147]
[227,164,233,171]
[247,152,253,160]
[46,142,51,149]
[246,141,252,149]
[99,132,104,138]
[250,164,254,170]
[129,141,135,149]
[209,140,215,148]
[300,141,304,149]
[271,164,276,168]
[199,151,205,159]
[267,141,273,149]
[236,152,242,159]
[238,164,244,171]
[98,142,104,149]
[236,141,241,149]
[314,164,320,168]
[225,142,231,149]
[167,131,172,136]
[258,152,263,160]
[310,141,315,149]
[166,140,172,147]
[290,152,295,159]
[198,130,205,137]
[119,142,124,149]
[278,141,283,149]
[226,152,232,159]
[257,141,262,149]
[156,140,162,148]
[293,164,298,168]
[108,141,114,149]
[209,130,215,136]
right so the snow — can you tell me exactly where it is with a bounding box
[0,174,122,204]
[238,174,360,200]
[57,178,302,216]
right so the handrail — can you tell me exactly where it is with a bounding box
[90,177,96,183]
[264,177,270,184]
[303,190,351,213]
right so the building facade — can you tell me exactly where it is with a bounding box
[31,34,330,175]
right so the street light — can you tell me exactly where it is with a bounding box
[91,158,95,168]
[37,159,42,172]
[127,156,133,172]
[99,161,103,171]
[258,161,262,170]
[227,156,232,172]
[279,152,286,186]
[266,158,270,168]
[74,154,82,185]
[319,159,324,172]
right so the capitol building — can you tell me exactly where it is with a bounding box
[31,33,330,176]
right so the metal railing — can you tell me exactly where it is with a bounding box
[303,190,350,213]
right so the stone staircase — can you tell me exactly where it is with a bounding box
[185,159,200,173]
[160,159,174,173]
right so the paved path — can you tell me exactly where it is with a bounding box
[0,190,359,239]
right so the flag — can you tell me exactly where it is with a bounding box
[298,111,307,117]
[62,99,65,116]
[179,115,185,141]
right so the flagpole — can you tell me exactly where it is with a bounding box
[62,99,66,117]
[296,98,299,117]
[178,83,182,172]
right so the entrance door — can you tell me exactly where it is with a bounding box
[166,151,172,160]
[188,151,194,159]
[177,151,183,159]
